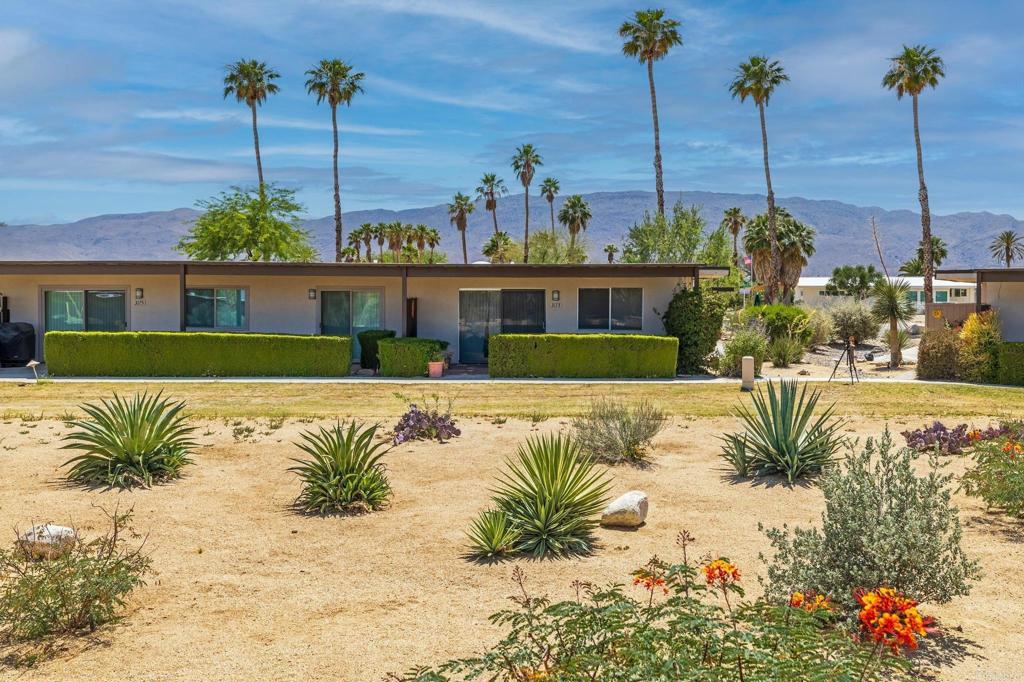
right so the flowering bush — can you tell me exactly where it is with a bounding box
[857,588,928,653]
[960,435,1024,518]
[392,396,461,444]
[790,590,831,613]
[901,421,1009,455]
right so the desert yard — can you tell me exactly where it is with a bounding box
[1,382,1023,680]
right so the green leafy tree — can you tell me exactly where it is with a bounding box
[619,9,682,217]
[870,278,915,367]
[730,55,789,303]
[825,264,885,300]
[223,59,280,188]
[539,177,560,233]
[721,207,746,266]
[622,201,706,263]
[883,45,945,303]
[177,186,317,262]
[916,235,947,268]
[305,58,364,262]
[990,230,1024,268]
[557,194,592,250]
[475,173,508,236]
[448,192,475,264]
[527,231,587,264]
[511,144,542,262]
[698,224,732,267]
[661,287,727,373]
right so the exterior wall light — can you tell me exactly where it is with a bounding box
[135,288,144,300]
[551,290,560,302]
[308,289,317,300]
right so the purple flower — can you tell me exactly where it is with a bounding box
[392,403,461,444]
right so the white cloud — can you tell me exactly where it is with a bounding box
[135,108,420,136]
[373,76,542,112]
[0,116,55,144]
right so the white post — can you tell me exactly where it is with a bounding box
[741,355,755,391]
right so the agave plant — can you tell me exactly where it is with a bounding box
[289,421,393,515]
[721,379,846,482]
[490,433,612,557]
[62,392,196,488]
[466,509,522,559]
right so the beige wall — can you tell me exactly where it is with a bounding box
[984,281,1024,342]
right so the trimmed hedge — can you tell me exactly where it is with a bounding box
[998,343,1024,386]
[378,338,449,377]
[45,331,351,377]
[357,329,396,371]
[916,329,960,381]
[488,334,678,378]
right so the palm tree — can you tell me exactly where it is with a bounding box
[916,235,947,268]
[475,173,508,236]
[743,208,814,302]
[721,207,746,267]
[883,45,945,304]
[384,221,406,261]
[557,194,592,251]
[448,192,476,264]
[604,244,619,263]
[619,9,682,217]
[372,222,386,260]
[871,278,915,368]
[731,56,788,303]
[539,177,560,233]
[990,230,1024,268]
[305,59,365,262]
[339,246,358,262]
[899,256,923,276]
[412,224,431,263]
[347,228,363,261]
[426,227,441,262]
[511,144,542,263]
[223,60,280,188]
[483,232,515,264]
[357,223,374,261]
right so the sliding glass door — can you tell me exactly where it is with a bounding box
[320,289,382,359]
[459,289,545,364]
[44,290,127,332]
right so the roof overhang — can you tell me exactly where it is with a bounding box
[938,268,1024,283]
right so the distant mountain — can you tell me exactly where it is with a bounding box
[1,191,1018,274]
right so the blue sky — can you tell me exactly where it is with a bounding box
[1,0,1022,224]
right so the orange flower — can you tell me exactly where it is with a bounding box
[967,429,982,442]
[632,575,667,594]
[856,587,928,653]
[789,590,831,612]
[702,559,741,588]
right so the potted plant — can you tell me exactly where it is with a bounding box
[427,351,446,378]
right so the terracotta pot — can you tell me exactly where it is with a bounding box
[427,361,445,378]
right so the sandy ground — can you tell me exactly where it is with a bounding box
[1,413,1022,681]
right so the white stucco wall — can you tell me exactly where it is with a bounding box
[984,281,1024,342]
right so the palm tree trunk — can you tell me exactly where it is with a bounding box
[250,102,264,189]
[461,228,468,264]
[913,94,933,304]
[523,188,530,263]
[647,60,665,217]
[569,229,576,251]
[732,232,739,267]
[759,101,780,305]
[607,250,613,264]
[549,199,555,234]
[331,104,343,262]
[491,206,499,236]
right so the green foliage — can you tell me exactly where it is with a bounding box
[721,380,846,482]
[45,331,351,377]
[997,343,1024,385]
[697,224,733,267]
[768,335,804,367]
[958,311,1000,383]
[465,509,522,559]
[916,329,960,381]
[378,338,449,377]
[62,392,196,488]
[570,398,667,465]
[489,433,612,557]
[621,201,713,263]
[488,334,678,378]
[803,308,834,347]
[961,432,1024,517]
[762,430,979,608]
[176,185,318,262]
[660,287,727,374]
[288,421,393,514]
[356,329,396,371]
[829,300,878,344]
[719,327,768,377]
[526,230,588,264]
[0,508,151,646]
[824,264,884,299]
[879,328,911,354]
[741,304,810,343]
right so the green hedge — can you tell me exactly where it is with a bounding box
[357,329,396,371]
[488,334,678,378]
[916,329,960,381]
[45,331,351,377]
[378,338,448,377]
[998,343,1024,386]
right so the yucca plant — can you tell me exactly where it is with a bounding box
[721,379,846,482]
[289,421,393,514]
[466,509,521,559]
[490,433,612,557]
[62,392,196,488]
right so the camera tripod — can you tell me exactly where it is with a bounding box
[828,338,860,384]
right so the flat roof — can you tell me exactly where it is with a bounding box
[798,275,975,288]
[937,268,1024,283]
[0,260,728,279]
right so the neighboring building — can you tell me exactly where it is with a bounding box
[938,268,1024,342]
[794,276,975,311]
[0,261,726,364]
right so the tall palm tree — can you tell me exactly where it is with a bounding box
[372,222,386,260]
[730,56,788,303]
[483,232,515,264]
[384,221,406,261]
[619,9,682,217]
[357,222,374,261]
[557,194,592,251]
[223,60,280,189]
[990,230,1024,268]
[448,192,475,264]
[604,243,619,264]
[916,235,947,268]
[539,177,560,233]
[883,45,945,304]
[346,228,363,262]
[721,207,746,267]
[511,144,542,263]
[871,278,915,368]
[426,227,441,262]
[305,59,365,262]
[475,173,508,236]
[743,208,814,303]
[412,224,431,263]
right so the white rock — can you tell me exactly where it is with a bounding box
[600,491,649,528]
[19,524,76,559]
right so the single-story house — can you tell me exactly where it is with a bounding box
[937,268,1024,342]
[0,261,727,364]
[794,275,975,311]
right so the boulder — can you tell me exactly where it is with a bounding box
[600,491,649,528]
[19,524,76,559]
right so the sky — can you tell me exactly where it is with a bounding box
[1,0,1023,224]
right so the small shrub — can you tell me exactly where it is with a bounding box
[719,327,769,377]
[829,301,878,344]
[487,433,612,557]
[570,398,667,465]
[289,422,393,514]
[378,338,449,377]
[762,430,980,609]
[741,304,810,343]
[720,379,846,482]
[768,335,804,367]
[901,421,1009,455]
[958,311,1000,383]
[0,508,151,646]
[660,287,727,373]
[357,329,396,371]
[961,435,1024,518]
[916,329,960,380]
[465,509,521,559]
[62,392,196,488]
[879,328,911,354]
[804,308,834,348]
[392,396,461,444]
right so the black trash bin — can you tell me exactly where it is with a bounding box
[0,323,36,366]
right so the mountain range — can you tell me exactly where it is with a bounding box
[1,191,1018,275]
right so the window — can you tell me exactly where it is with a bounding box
[320,289,383,359]
[935,291,948,303]
[186,288,247,329]
[952,288,968,298]
[44,290,127,332]
[578,287,643,331]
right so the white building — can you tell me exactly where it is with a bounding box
[794,276,975,311]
